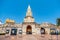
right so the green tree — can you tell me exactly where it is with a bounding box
[57,18,60,26]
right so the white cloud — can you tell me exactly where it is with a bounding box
[0,22,2,24]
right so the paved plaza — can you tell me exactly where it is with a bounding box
[0,4,60,40]
[0,34,60,40]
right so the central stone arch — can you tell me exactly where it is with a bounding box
[26,25,32,34]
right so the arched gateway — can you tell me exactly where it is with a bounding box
[41,28,45,34]
[26,25,32,34]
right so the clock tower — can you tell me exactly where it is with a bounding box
[24,5,34,22]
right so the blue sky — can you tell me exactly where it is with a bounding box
[0,0,60,24]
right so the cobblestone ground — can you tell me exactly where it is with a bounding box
[0,34,60,40]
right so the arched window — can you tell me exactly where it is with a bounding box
[11,28,17,35]
[6,30,9,34]
[19,30,22,34]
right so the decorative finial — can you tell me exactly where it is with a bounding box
[28,5,30,9]
[26,5,32,17]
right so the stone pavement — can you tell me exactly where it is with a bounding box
[0,34,60,40]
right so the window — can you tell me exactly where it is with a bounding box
[50,28,56,35]
[11,29,17,35]
[6,30,9,34]
[19,30,22,34]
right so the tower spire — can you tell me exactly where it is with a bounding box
[24,5,34,22]
[26,5,32,17]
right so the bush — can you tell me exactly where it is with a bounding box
[58,32,60,35]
